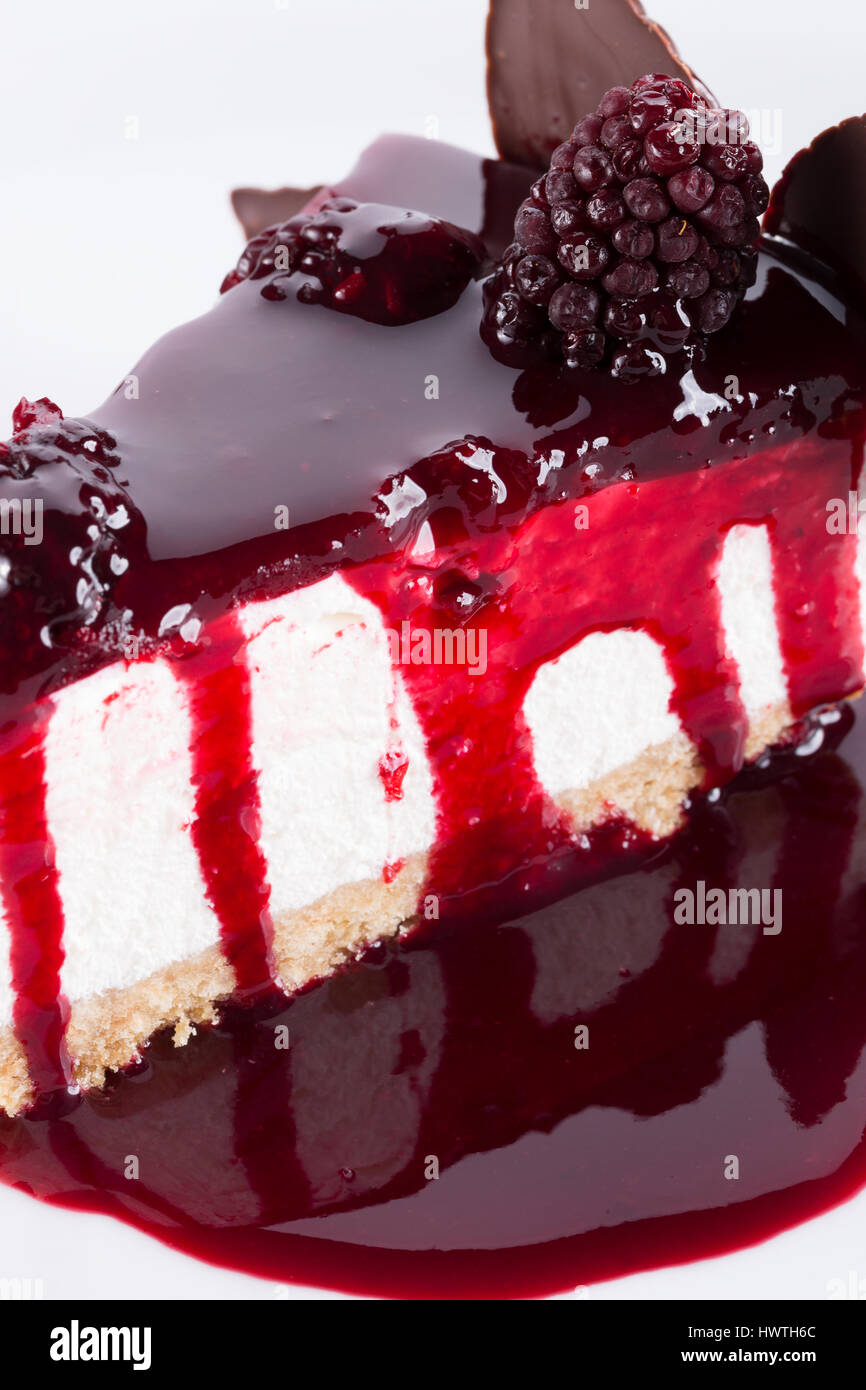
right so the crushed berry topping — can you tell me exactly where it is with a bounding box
[0,410,143,694]
[482,75,768,378]
[221,198,485,326]
[12,397,64,436]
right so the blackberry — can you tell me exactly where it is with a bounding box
[481,74,768,378]
[0,407,144,690]
[222,198,484,326]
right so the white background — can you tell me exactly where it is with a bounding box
[0,0,865,1299]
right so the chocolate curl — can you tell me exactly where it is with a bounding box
[487,0,713,168]
[765,115,866,302]
[231,185,322,240]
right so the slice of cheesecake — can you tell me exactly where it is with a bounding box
[1,84,864,1115]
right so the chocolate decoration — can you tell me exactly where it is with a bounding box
[765,115,866,302]
[486,0,713,168]
[480,156,542,258]
[231,185,322,239]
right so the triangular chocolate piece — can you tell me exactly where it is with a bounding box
[765,115,866,301]
[231,185,322,240]
[487,0,712,168]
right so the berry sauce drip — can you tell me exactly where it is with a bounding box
[0,134,861,1176]
[1,705,865,1298]
[482,75,769,376]
[378,747,409,802]
[177,613,275,996]
[0,712,71,1104]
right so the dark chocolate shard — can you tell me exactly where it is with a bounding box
[487,0,713,168]
[231,185,322,240]
[764,115,866,302]
[480,156,539,259]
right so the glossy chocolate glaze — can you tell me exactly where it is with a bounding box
[104,145,865,556]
